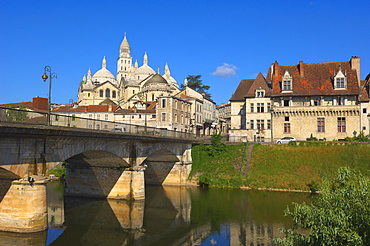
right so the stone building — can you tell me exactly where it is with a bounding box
[229,56,370,142]
[176,86,217,136]
[229,73,272,142]
[268,56,364,141]
[77,34,180,108]
[156,95,192,133]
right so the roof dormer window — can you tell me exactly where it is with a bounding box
[282,71,293,93]
[256,87,265,97]
[334,68,346,90]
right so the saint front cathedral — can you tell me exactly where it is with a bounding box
[77,34,180,108]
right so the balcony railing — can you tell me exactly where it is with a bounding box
[0,107,196,139]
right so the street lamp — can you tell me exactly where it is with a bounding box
[41,66,57,126]
[68,99,73,127]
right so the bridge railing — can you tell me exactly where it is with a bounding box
[0,107,196,139]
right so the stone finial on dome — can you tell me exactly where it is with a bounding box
[144,52,148,65]
[134,59,138,68]
[165,63,170,77]
[102,56,107,69]
[87,68,92,79]
[184,78,188,87]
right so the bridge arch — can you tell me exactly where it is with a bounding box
[64,150,130,198]
[141,149,180,185]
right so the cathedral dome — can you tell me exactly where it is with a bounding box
[135,64,155,75]
[92,57,116,84]
[144,74,168,86]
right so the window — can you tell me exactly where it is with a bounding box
[72,114,76,121]
[99,90,103,97]
[267,103,271,112]
[105,114,108,121]
[314,98,321,106]
[283,100,289,106]
[104,124,108,130]
[256,91,265,97]
[152,94,154,101]
[152,114,156,118]
[88,93,91,97]
[162,99,166,108]
[267,120,271,129]
[283,80,291,90]
[363,108,367,114]
[88,114,92,119]
[96,114,100,120]
[250,103,254,113]
[88,124,92,129]
[250,120,254,129]
[96,124,100,130]
[338,97,345,105]
[317,117,325,132]
[139,114,142,119]
[285,116,289,122]
[161,113,166,121]
[284,123,291,133]
[336,77,345,88]
[55,115,59,121]
[105,89,110,97]
[112,91,116,98]
[257,103,264,113]
[338,117,346,132]
[257,120,261,129]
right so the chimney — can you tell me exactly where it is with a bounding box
[350,56,360,85]
[32,97,48,111]
[273,61,280,78]
[299,61,304,77]
[108,105,112,112]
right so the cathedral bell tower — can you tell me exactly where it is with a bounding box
[117,33,132,81]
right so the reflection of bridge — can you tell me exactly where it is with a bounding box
[0,123,197,233]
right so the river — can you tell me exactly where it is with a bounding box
[0,181,312,246]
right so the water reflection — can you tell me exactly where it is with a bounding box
[0,181,312,246]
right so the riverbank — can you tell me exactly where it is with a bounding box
[190,142,370,191]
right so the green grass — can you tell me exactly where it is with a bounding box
[190,143,246,188]
[246,143,370,191]
[191,142,370,191]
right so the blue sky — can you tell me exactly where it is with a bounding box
[1,0,369,105]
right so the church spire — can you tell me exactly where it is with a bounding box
[120,33,130,58]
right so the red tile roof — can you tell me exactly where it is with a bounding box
[229,73,270,101]
[267,59,360,96]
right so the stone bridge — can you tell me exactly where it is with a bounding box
[0,123,197,233]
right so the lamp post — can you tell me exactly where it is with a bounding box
[270,108,274,143]
[68,99,73,127]
[41,66,57,126]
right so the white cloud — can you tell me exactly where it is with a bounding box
[212,63,238,77]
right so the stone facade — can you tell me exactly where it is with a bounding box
[229,57,370,142]
[77,34,180,108]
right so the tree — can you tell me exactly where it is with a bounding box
[275,167,370,245]
[181,75,211,98]
[5,104,29,122]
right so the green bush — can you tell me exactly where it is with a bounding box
[47,163,66,178]
[275,167,370,245]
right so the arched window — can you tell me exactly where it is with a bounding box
[99,90,103,97]
[112,90,116,98]
[152,94,154,101]
[105,88,110,97]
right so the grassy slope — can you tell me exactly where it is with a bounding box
[247,143,370,191]
[191,142,370,191]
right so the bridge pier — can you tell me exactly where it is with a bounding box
[0,176,48,233]
[108,167,145,200]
